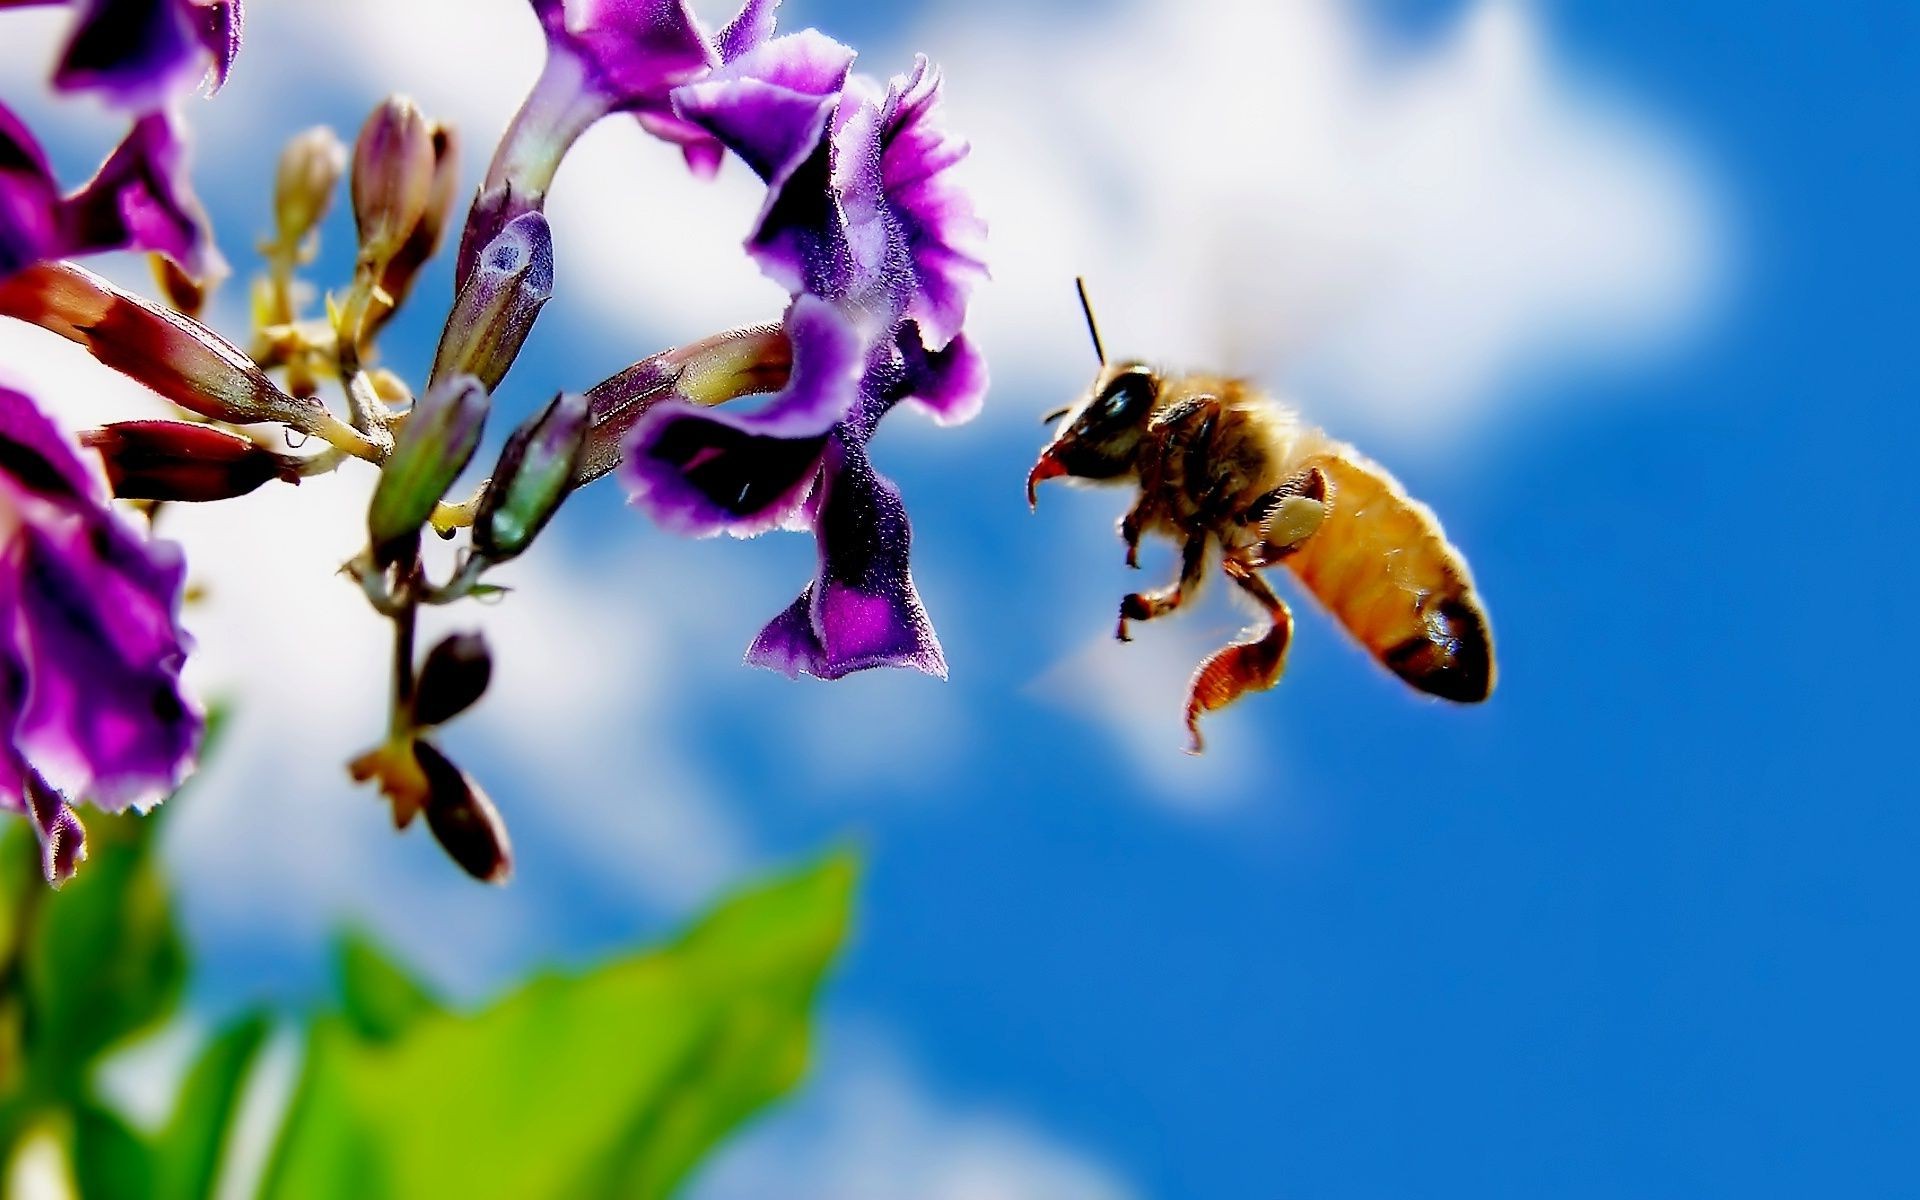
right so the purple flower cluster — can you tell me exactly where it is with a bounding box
[0,387,200,882]
[0,0,233,878]
[607,11,987,678]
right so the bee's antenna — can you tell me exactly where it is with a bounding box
[1075,276,1106,366]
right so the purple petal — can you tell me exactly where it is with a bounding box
[24,773,87,885]
[620,294,861,535]
[673,31,855,294]
[197,0,244,93]
[61,111,227,285]
[876,57,986,349]
[0,385,200,813]
[534,0,715,114]
[716,0,779,64]
[746,437,946,680]
[898,328,987,427]
[0,104,60,278]
[53,0,206,112]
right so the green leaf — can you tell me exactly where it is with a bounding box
[71,1100,156,1200]
[23,808,185,1097]
[335,932,442,1042]
[259,851,858,1200]
[150,1011,272,1200]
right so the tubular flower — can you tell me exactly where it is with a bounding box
[621,32,986,680]
[0,103,225,286]
[457,0,776,284]
[0,385,202,883]
[34,0,244,112]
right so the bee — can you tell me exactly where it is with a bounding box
[1028,280,1495,752]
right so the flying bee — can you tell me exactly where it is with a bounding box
[1028,280,1495,752]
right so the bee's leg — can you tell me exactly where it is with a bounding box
[1117,533,1206,642]
[1119,497,1151,569]
[1242,466,1330,565]
[1184,559,1294,754]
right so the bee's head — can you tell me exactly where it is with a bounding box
[1026,362,1160,507]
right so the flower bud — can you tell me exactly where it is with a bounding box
[0,262,320,429]
[414,741,511,884]
[367,373,487,566]
[274,125,348,248]
[351,96,437,265]
[81,420,299,502]
[370,122,458,331]
[411,631,492,728]
[428,211,553,393]
[473,392,588,562]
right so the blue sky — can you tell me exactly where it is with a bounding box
[4,0,1916,1196]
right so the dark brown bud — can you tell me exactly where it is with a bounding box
[411,631,492,728]
[81,421,299,502]
[414,741,511,884]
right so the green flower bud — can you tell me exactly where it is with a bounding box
[474,391,588,562]
[351,96,437,265]
[368,374,488,566]
[428,211,553,394]
[274,125,348,248]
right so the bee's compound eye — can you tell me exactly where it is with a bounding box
[1095,370,1155,424]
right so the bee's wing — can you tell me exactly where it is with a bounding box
[1279,442,1495,702]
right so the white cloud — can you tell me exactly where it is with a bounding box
[692,1031,1138,1200]
[924,0,1723,446]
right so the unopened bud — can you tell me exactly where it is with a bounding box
[274,125,348,248]
[473,392,588,562]
[371,122,458,330]
[81,420,299,502]
[429,211,553,393]
[411,631,492,728]
[351,96,437,265]
[150,254,207,317]
[0,262,320,429]
[367,374,487,566]
[414,741,511,884]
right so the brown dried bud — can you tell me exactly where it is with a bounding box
[0,262,320,428]
[274,125,348,248]
[414,741,511,884]
[411,631,492,728]
[150,254,208,317]
[351,96,437,265]
[81,421,299,502]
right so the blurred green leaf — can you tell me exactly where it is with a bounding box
[335,931,442,1042]
[24,808,185,1098]
[71,1100,155,1200]
[150,1011,272,1200]
[259,851,858,1200]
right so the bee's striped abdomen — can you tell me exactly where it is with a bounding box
[1280,444,1494,703]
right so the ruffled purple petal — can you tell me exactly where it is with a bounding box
[875,57,986,350]
[897,327,987,427]
[53,0,206,112]
[746,436,945,680]
[716,0,778,63]
[673,31,855,294]
[196,0,244,94]
[0,385,200,816]
[620,294,861,535]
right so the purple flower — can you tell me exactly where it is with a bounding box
[458,0,773,284]
[33,0,244,112]
[1,103,224,285]
[0,384,201,883]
